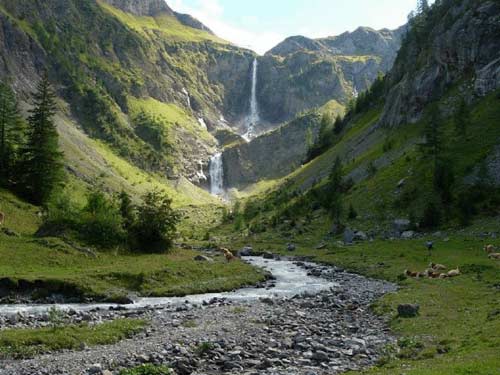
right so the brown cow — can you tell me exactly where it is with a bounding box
[484,244,495,253]
[488,253,500,260]
[220,247,237,262]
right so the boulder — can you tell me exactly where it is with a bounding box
[343,228,355,244]
[353,231,368,241]
[393,219,411,234]
[263,251,274,259]
[401,230,415,239]
[239,246,253,256]
[397,304,419,317]
[287,243,296,251]
[194,255,213,262]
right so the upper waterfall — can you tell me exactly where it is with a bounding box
[243,58,260,141]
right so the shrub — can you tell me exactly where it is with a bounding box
[130,190,180,253]
[81,189,126,247]
[119,365,170,375]
[419,201,441,229]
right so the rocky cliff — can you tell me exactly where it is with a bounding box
[380,0,500,127]
[256,27,404,126]
[222,113,321,188]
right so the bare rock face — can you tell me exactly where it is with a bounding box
[102,0,174,16]
[380,0,500,127]
[259,27,404,124]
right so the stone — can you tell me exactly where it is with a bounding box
[353,231,368,241]
[401,230,415,239]
[194,255,213,262]
[311,350,329,362]
[287,243,296,251]
[397,304,420,317]
[1,227,20,237]
[87,363,102,374]
[343,228,355,244]
[393,219,410,234]
[263,251,274,259]
[239,246,254,256]
[397,178,406,188]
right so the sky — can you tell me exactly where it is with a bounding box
[168,0,432,54]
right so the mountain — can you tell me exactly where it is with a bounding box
[240,0,500,233]
[256,26,404,126]
[0,0,406,200]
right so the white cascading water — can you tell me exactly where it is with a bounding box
[209,153,224,196]
[242,58,260,141]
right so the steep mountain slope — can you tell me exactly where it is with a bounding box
[256,26,404,126]
[240,0,500,231]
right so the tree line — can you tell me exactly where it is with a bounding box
[0,75,179,252]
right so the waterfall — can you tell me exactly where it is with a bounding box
[209,153,224,196]
[243,58,260,141]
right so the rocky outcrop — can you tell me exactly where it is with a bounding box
[222,113,321,188]
[102,0,174,16]
[380,0,500,127]
[259,27,404,124]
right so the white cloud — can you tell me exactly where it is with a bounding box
[168,0,284,54]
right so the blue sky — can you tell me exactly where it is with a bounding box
[169,0,432,54]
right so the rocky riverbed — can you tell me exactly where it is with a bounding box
[0,258,397,375]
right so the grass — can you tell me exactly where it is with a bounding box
[0,236,266,301]
[225,220,500,374]
[120,365,171,375]
[97,0,226,44]
[0,318,146,359]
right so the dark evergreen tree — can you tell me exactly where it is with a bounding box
[417,0,429,14]
[117,190,135,230]
[21,73,64,204]
[420,105,443,169]
[0,82,23,185]
[454,98,470,136]
[325,157,344,225]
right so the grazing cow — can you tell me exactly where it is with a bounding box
[429,262,447,271]
[404,270,419,278]
[220,247,237,262]
[447,267,460,277]
[0,211,4,226]
[488,253,500,260]
[438,273,448,279]
[484,244,495,253]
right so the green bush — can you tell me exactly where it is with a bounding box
[120,364,171,375]
[80,190,126,247]
[130,190,180,253]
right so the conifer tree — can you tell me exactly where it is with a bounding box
[454,98,470,136]
[21,72,64,204]
[420,104,443,169]
[0,82,22,185]
[325,157,344,225]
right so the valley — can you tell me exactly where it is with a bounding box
[0,0,499,374]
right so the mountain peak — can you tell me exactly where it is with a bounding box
[102,0,174,16]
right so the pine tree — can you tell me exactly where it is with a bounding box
[420,105,443,169]
[325,157,344,225]
[21,72,64,204]
[417,0,429,14]
[0,82,22,185]
[454,98,470,136]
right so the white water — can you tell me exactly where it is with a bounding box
[209,152,224,196]
[197,117,207,130]
[0,257,336,315]
[242,58,260,141]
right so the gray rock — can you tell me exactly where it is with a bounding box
[194,255,213,262]
[354,231,368,241]
[343,228,355,244]
[287,243,296,251]
[239,246,254,256]
[397,304,419,318]
[263,251,274,259]
[311,350,329,362]
[393,219,410,234]
[87,363,102,374]
[401,230,415,239]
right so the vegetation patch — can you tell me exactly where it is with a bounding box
[0,319,146,359]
